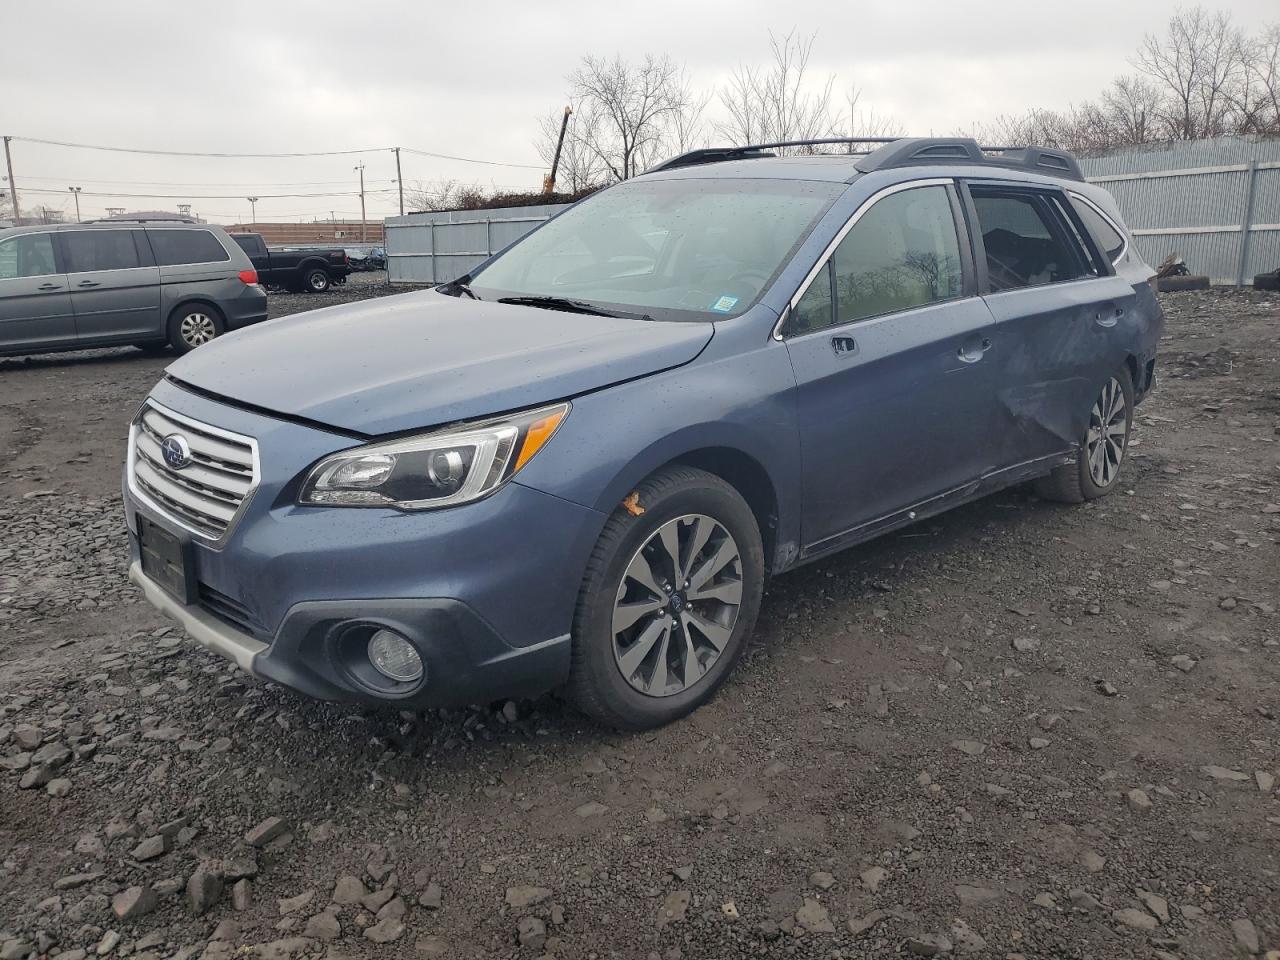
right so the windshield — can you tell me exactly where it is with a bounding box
[468,177,844,321]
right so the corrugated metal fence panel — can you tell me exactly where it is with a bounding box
[1079,137,1280,176]
[385,203,571,285]
[1079,137,1280,285]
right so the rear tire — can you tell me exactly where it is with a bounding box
[167,304,225,355]
[569,467,764,730]
[303,268,330,293]
[1035,367,1134,503]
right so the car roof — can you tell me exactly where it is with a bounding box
[0,221,221,239]
[641,137,1086,187]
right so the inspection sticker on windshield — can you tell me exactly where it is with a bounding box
[710,295,739,313]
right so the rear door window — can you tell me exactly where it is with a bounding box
[969,190,1090,292]
[61,230,144,273]
[1069,197,1126,263]
[148,229,230,266]
[0,233,58,279]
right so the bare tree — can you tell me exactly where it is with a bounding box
[1133,6,1249,139]
[714,30,836,150]
[1096,75,1165,146]
[568,53,698,180]
[404,179,486,213]
[832,86,904,150]
[1234,22,1280,133]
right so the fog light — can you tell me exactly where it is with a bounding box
[367,630,424,683]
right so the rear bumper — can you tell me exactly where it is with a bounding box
[223,285,269,331]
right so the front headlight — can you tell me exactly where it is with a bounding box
[299,402,568,510]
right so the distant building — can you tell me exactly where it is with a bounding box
[225,221,384,245]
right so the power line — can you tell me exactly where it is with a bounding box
[12,135,545,169]
[20,186,397,200]
[400,146,543,170]
[19,174,400,188]
[11,136,384,159]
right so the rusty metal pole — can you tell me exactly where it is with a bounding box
[545,106,572,194]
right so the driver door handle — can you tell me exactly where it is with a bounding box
[77,280,101,288]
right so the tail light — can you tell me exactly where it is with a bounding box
[238,269,258,285]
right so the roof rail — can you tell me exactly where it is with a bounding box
[650,136,1084,182]
[82,217,199,224]
[650,138,899,172]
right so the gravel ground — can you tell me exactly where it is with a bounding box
[0,287,1278,960]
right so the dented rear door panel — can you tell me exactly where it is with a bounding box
[982,275,1140,468]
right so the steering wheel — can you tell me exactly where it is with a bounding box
[726,269,771,292]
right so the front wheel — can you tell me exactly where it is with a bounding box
[569,466,764,730]
[1036,367,1134,503]
[303,268,330,292]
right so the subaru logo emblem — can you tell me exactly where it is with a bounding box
[160,434,192,470]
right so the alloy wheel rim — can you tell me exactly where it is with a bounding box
[1086,377,1127,487]
[310,273,326,290]
[612,513,743,698]
[180,313,216,346]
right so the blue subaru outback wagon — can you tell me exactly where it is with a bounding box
[123,137,1163,729]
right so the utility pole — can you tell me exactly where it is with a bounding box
[393,147,404,216]
[3,136,19,224]
[354,162,367,241]
[247,196,258,225]
[543,105,572,195]
[68,186,82,222]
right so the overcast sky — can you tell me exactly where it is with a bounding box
[3,0,1275,224]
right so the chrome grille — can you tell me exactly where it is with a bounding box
[128,401,259,540]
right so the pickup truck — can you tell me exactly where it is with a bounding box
[230,233,350,293]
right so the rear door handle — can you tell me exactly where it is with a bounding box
[957,337,992,363]
[77,280,100,288]
[830,335,858,357]
[37,282,61,291]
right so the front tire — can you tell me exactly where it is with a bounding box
[569,466,764,730]
[1036,367,1134,503]
[303,268,330,292]
[167,304,225,355]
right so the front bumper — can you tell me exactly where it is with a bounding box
[128,560,572,707]
[123,379,603,708]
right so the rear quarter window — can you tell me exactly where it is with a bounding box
[1069,197,1127,263]
[149,230,231,266]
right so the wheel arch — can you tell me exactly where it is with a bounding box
[167,297,225,326]
[578,436,792,575]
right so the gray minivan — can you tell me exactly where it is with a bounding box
[0,221,267,357]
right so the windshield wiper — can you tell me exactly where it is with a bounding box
[496,295,650,321]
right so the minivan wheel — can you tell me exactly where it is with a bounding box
[1035,367,1135,503]
[167,304,225,354]
[304,268,330,292]
[569,466,764,730]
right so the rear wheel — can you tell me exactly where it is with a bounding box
[167,304,225,355]
[1036,367,1134,503]
[304,268,330,292]
[569,467,764,730]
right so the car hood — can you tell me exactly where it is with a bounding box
[167,290,714,435]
